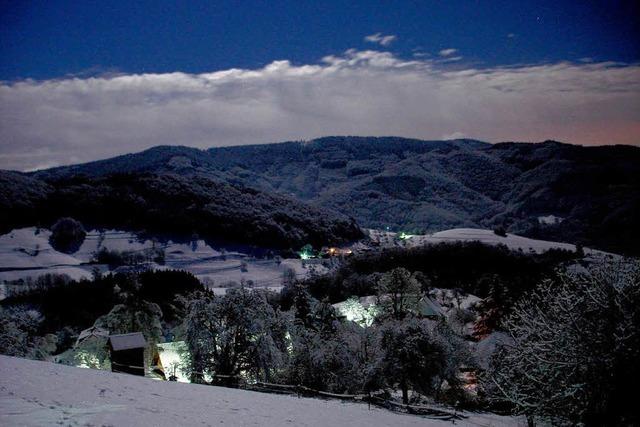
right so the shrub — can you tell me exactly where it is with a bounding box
[493,225,507,237]
[49,217,86,254]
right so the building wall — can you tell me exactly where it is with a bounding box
[110,348,145,376]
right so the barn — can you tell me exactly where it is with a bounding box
[108,333,147,376]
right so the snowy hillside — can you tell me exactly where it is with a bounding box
[368,228,609,255]
[2,225,612,300]
[0,355,522,427]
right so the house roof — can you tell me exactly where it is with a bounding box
[108,333,147,351]
[416,297,445,318]
[77,326,109,341]
[75,326,109,347]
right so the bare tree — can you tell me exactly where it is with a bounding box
[485,260,640,426]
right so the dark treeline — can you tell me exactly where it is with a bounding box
[2,270,203,336]
[0,171,363,250]
[303,241,578,302]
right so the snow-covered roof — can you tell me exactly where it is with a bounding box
[108,333,147,351]
[75,326,109,346]
[415,297,444,318]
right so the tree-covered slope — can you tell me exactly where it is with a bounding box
[28,136,640,255]
[0,172,363,250]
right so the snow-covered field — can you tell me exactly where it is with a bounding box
[368,228,606,255]
[0,228,83,269]
[1,226,610,299]
[0,228,315,298]
[0,355,522,427]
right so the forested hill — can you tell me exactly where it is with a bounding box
[0,171,363,250]
[29,136,640,256]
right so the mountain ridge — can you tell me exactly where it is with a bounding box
[9,136,640,255]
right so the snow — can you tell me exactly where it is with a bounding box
[0,355,523,427]
[370,228,605,255]
[0,228,318,298]
[0,228,82,269]
[74,230,157,263]
[2,225,608,301]
[537,215,563,225]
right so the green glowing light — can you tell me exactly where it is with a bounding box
[298,243,315,260]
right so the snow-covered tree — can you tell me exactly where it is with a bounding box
[485,260,640,426]
[94,300,163,344]
[185,288,289,383]
[0,306,57,360]
[376,267,421,320]
[378,319,448,403]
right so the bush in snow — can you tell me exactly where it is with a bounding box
[493,225,507,237]
[485,260,640,426]
[49,217,86,254]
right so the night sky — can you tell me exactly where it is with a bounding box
[1,0,639,170]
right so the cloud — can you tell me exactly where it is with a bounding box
[1,50,639,171]
[442,131,466,140]
[439,48,458,57]
[364,33,397,47]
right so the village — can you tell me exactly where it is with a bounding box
[0,223,625,426]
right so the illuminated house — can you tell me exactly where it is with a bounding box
[108,332,147,376]
[54,326,110,370]
[155,341,190,382]
[333,294,444,326]
[321,247,354,257]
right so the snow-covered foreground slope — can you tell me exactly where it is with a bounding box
[0,356,522,427]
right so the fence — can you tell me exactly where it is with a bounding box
[247,380,466,422]
[107,362,467,422]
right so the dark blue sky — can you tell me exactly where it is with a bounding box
[1,0,638,80]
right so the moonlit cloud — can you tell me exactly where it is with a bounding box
[439,48,458,57]
[364,33,397,47]
[1,49,639,171]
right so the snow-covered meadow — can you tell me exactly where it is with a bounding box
[0,228,315,299]
[1,226,610,300]
[367,227,607,255]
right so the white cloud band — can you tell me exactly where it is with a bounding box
[0,49,639,171]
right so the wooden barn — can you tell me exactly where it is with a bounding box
[108,332,147,376]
